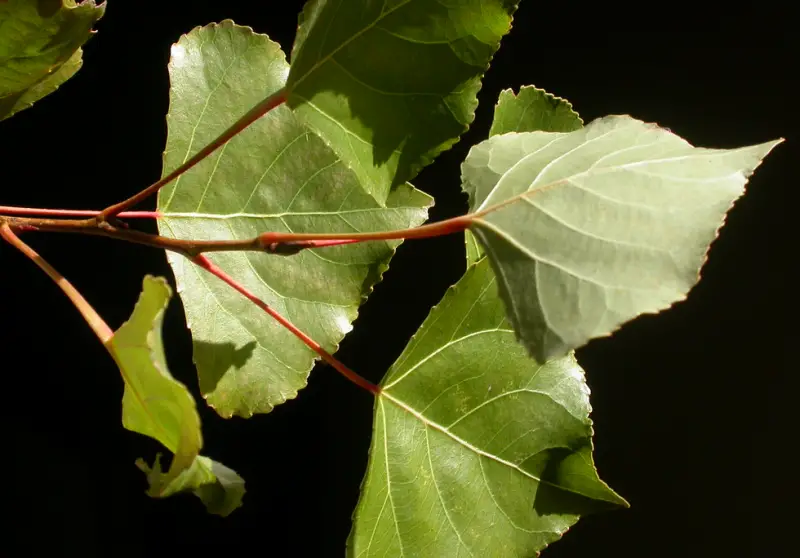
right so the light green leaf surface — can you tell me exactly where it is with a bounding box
[286,0,519,202]
[0,0,104,120]
[109,276,244,516]
[466,85,585,266]
[350,258,625,557]
[157,22,431,417]
[462,115,782,361]
[489,85,583,137]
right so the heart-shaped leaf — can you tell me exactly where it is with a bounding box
[467,85,585,265]
[0,0,105,120]
[286,0,519,202]
[157,22,431,417]
[350,258,626,557]
[462,115,781,361]
[110,276,245,516]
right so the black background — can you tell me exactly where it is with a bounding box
[2,1,795,557]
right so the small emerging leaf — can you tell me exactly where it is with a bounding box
[462,115,782,361]
[287,0,520,203]
[109,276,244,516]
[0,0,105,121]
[467,85,585,265]
[350,258,625,557]
[158,22,431,417]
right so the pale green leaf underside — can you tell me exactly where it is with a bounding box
[287,0,519,203]
[466,85,584,266]
[110,276,245,516]
[350,259,625,557]
[0,0,104,120]
[462,115,782,361]
[157,22,431,417]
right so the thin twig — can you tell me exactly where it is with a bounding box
[0,223,113,343]
[0,205,159,219]
[97,88,287,221]
[1,212,472,257]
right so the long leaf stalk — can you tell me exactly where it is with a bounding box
[192,255,379,395]
[0,223,113,343]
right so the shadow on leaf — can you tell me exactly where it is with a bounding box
[193,340,257,396]
[531,448,626,516]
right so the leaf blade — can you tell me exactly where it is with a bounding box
[490,85,583,137]
[0,0,104,120]
[462,115,782,360]
[350,259,625,557]
[110,276,245,516]
[466,85,585,265]
[286,0,519,202]
[157,22,431,417]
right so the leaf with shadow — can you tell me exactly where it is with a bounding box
[286,0,520,203]
[193,340,257,398]
[349,258,626,557]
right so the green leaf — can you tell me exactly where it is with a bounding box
[0,0,105,121]
[286,0,519,202]
[489,85,583,137]
[465,85,585,266]
[350,258,626,557]
[109,276,245,516]
[462,115,782,361]
[157,22,431,417]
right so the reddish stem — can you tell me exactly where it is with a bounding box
[259,214,472,245]
[192,254,379,395]
[0,206,160,219]
[98,89,287,221]
[0,223,113,343]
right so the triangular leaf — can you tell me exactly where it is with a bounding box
[350,258,626,557]
[286,0,519,203]
[109,276,245,516]
[0,0,105,121]
[462,115,782,361]
[157,22,431,417]
[467,85,585,265]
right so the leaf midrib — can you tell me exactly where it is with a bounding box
[380,390,597,499]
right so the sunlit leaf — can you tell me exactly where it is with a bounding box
[462,115,782,361]
[466,85,585,265]
[0,0,104,120]
[157,22,431,417]
[286,0,519,202]
[350,258,626,557]
[109,276,244,516]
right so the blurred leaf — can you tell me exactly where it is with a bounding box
[0,0,104,120]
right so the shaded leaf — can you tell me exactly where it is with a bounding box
[0,0,104,121]
[350,258,626,557]
[466,85,584,265]
[286,0,519,202]
[157,22,431,417]
[109,276,244,516]
[462,115,782,361]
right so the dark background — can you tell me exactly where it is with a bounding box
[2,1,795,556]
